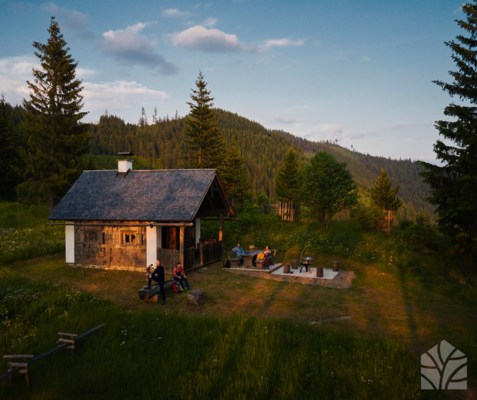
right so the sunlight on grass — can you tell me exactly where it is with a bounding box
[0,266,454,400]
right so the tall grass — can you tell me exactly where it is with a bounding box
[0,203,64,265]
[0,267,457,400]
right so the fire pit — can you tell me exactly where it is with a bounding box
[300,257,313,273]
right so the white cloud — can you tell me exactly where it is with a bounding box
[262,38,305,51]
[0,55,167,122]
[202,17,217,27]
[305,124,349,141]
[454,3,464,13]
[101,23,178,75]
[41,3,89,32]
[0,55,39,103]
[171,26,256,53]
[162,8,192,17]
[171,26,304,54]
[359,56,370,62]
[270,114,301,124]
[76,68,96,78]
[82,80,168,120]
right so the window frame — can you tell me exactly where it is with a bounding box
[84,230,100,244]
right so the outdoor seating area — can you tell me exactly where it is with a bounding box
[228,248,277,270]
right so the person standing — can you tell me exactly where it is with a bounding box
[147,260,166,305]
[173,262,190,292]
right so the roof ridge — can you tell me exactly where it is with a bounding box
[84,169,217,172]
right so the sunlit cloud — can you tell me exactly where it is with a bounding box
[162,8,192,17]
[100,23,178,75]
[171,26,305,54]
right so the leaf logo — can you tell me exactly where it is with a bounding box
[421,340,467,390]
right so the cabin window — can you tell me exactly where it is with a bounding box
[122,232,137,245]
[84,231,99,244]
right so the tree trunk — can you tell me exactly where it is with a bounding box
[48,190,54,213]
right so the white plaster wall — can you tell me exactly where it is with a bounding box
[146,226,157,267]
[195,218,200,247]
[65,222,75,263]
[118,160,133,172]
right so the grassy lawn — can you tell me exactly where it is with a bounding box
[13,252,477,358]
[1,202,476,398]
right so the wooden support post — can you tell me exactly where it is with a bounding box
[200,244,204,266]
[180,226,185,268]
[219,214,224,242]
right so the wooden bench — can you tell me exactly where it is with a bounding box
[227,251,242,268]
[4,355,34,386]
[255,250,276,270]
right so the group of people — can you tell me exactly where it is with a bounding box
[232,243,273,264]
[232,243,273,258]
[145,260,190,305]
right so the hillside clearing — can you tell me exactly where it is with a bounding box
[11,252,477,357]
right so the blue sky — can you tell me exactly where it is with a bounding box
[0,0,464,161]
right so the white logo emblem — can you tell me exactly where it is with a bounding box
[421,340,467,390]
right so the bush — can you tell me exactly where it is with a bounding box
[352,204,381,231]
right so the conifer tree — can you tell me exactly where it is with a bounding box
[0,96,22,200]
[182,71,225,171]
[302,151,358,230]
[370,169,402,231]
[419,1,477,263]
[275,147,302,203]
[84,153,97,170]
[18,17,89,211]
[221,140,251,208]
[255,191,269,212]
[410,212,433,252]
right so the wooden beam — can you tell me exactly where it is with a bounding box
[219,214,224,241]
[200,218,239,222]
[47,222,193,227]
[180,226,185,268]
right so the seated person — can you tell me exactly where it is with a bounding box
[256,246,272,261]
[232,243,244,258]
[147,260,166,305]
[173,262,190,292]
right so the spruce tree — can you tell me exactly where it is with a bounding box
[255,191,269,212]
[302,151,358,230]
[182,71,225,171]
[370,169,402,231]
[221,140,251,208]
[275,147,302,203]
[0,96,22,200]
[18,17,89,211]
[419,1,477,264]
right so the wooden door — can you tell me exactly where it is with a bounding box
[167,227,177,249]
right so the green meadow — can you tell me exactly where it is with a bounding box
[0,202,476,399]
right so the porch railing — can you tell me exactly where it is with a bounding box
[200,240,223,266]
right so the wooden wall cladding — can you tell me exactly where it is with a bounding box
[75,223,146,269]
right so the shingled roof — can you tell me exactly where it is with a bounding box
[48,169,230,222]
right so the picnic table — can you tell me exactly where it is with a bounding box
[241,251,261,268]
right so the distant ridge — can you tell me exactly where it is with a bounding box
[86,108,432,220]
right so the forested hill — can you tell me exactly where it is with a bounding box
[87,109,432,219]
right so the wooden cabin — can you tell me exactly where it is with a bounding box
[48,158,235,278]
